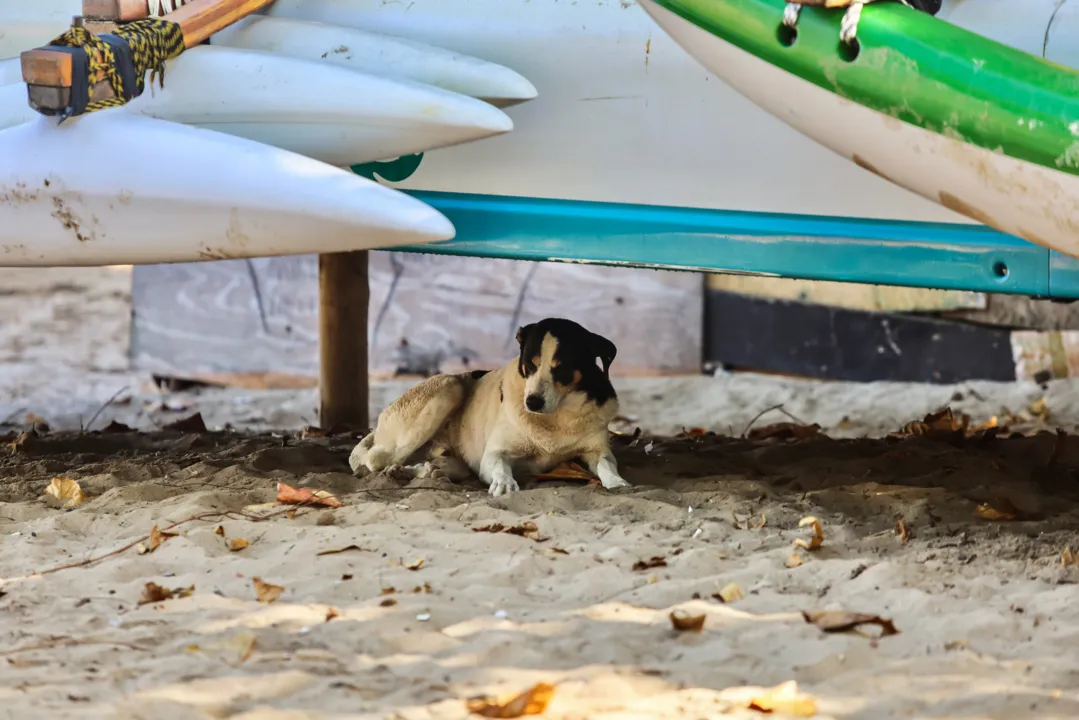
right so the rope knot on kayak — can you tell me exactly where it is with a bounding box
[44,19,185,119]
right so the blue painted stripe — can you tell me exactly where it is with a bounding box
[394,191,1056,297]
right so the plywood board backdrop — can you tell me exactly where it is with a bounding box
[130,253,703,379]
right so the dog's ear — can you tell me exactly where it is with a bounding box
[590,331,617,378]
[515,324,536,347]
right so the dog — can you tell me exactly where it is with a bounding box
[348,318,632,496]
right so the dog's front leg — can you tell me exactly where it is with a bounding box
[583,448,631,490]
[479,450,520,497]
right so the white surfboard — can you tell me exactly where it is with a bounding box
[0,58,22,87]
[0,45,513,167]
[0,112,455,266]
[0,4,76,60]
[211,15,536,107]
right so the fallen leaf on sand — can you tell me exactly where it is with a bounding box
[138,525,178,555]
[316,544,370,557]
[533,461,596,482]
[412,583,433,594]
[103,420,133,433]
[786,554,804,568]
[895,407,968,437]
[45,476,86,508]
[8,429,37,454]
[163,412,208,433]
[793,516,824,551]
[380,598,397,607]
[214,525,225,536]
[714,583,745,603]
[276,481,344,509]
[407,559,425,571]
[381,587,396,595]
[228,538,249,552]
[748,422,821,441]
[732,511,767,530]
[473,522,546,542]
[895,519,911,544]
[803,609,899,637]
[137,582,194,606]
[252,577,284,604]
[466,682,557,718]
[1062,547,1078,567]
[633,556,668,572]
[747,681,817,716]
[300,426,327,439]
[325,608,340,621]
[669,610,706,633]
[975,498,1019,521]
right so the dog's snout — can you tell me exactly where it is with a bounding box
[525,394,545,412]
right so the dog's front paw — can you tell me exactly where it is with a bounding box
[348,444,367,475]
[488,475,520,497]
[600,475,631,490]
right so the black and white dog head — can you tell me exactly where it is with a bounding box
[515,318,617,414]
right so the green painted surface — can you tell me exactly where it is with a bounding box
[649,0,1079,175]
[350,153,424,182]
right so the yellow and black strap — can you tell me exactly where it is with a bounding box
[44,20,185,119]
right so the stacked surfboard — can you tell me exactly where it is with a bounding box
[0,1,537,266]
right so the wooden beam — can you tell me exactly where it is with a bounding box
[21,0,273,89]
[82,0,150,21]
[318,251,370,430]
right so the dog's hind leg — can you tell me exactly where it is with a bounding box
[350,374,469,474]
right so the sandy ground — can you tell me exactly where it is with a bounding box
[4,267,1079,720]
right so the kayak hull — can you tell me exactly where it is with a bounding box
[212,16,537,107]
[0,113,455,266]
[0,46,513,166]
[640,0,1079,259]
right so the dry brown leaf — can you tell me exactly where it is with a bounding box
[163,412,208,433]
[252,577,284,604]
[300,426,327,439]
[412,583,433,594]
[138,582,174,606]
[748,422,822,441]
[746,681,817,716]
[896,407,968,437]
[325,608,340,621]
[466,682,557,718]
[533,461,596,482]
[45,476,86,508]
[633,556,668,572]
[276,481,344,509]
[228,538,249,552]
[975,498,1019,521]
[1062,547,1077,567]
[8,429,37,454]
[214,525,225,536]
[895,519,911,544]
[786,553,805,568]
[669,610,706,633]
[793,516,824,551]
[316,544,370,557]
[380,598,397,607]
[380,587,396,595]
[473,522,546,542]
[138,524,178,555]
[803,609,899,637]
[137,582,192,606]
[715,583,745,603]
[732,511,767,530]
[407,558,425,571]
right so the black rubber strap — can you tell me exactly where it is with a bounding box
[97,33,139,101]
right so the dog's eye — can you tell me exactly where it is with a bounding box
[552,365,575,386]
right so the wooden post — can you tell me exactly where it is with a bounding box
[318,251,369,430]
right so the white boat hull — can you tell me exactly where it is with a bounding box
[0,45,513,166]
[640,0,1079,258]
[211,16,536,107]
[0,113,455,266]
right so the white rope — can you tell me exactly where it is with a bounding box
[782,3,802,29]
[146,0,191,17]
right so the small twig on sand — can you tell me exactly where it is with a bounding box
[741,404,808,438]
[83,386,130,433]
